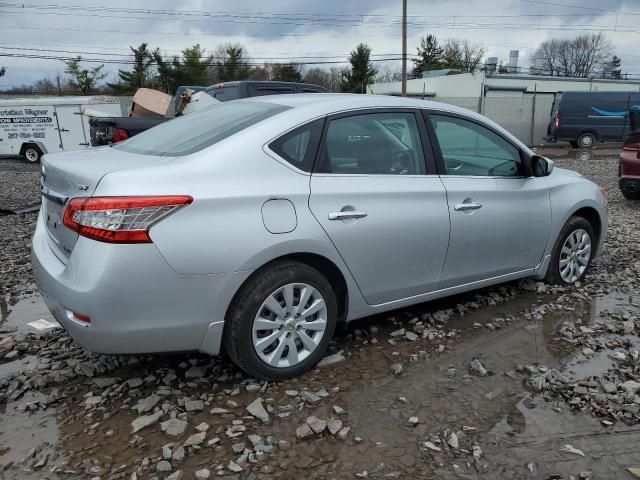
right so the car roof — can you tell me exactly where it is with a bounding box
[250,93,471,114]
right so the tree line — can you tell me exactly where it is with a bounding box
[1,32,626,96]
[2,42,379,96]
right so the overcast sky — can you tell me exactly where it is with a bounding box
[1,0,640,88]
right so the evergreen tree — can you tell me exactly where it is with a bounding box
[108,43,154,94]
[610,55,622,79]
[340,43,377,93]
[152,44,213,95]
[212,43,252,82]
[271,63,303,82]
[411,35,443,78]
[64,57,107,95]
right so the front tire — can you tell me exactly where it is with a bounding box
[223,261,337,380]
[545,217,595,285]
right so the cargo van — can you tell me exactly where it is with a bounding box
[545,91,640,148]
[0,96,123,162]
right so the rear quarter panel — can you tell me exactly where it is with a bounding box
[93,125,366,313]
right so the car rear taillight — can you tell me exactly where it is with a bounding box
[112,128,129,143]
[63,196,192,243]
[554,113,560,128]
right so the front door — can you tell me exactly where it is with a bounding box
[309,110,451,305]
[425,112,551,288]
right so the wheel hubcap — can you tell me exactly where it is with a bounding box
[252,283,327,368]
[25,149,38,162]
[559,228,591,283]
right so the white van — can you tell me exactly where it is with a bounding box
[0,96,123,162]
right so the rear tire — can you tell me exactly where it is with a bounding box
[576,133,596,149]
[23,146,42,163]
[545,217,595,285]
[223,261,337,380]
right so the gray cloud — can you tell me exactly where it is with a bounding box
[1,0,639,87]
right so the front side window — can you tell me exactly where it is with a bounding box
[317,112,425,175]
[114,101,288,156]
[429,114,522,177]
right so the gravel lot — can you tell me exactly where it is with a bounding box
[1,148,639,480]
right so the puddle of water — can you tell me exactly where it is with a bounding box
[0,391,62,475]
[1,288,639,479]
[0,293,55,334]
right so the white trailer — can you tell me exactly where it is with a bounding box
[0,96,123,162]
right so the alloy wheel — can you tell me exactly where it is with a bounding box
[559,228,592,283]
[252,283,328,368]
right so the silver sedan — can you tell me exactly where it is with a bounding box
[32,94,608,379]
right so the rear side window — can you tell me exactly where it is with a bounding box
[316,112,426,175]
[269,119,324,172]
[114,101,288,156]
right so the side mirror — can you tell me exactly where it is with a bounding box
[531,155,554,177]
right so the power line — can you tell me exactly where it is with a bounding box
[1,21,640,38]
[520,0,640,15]
[0,51,411,66]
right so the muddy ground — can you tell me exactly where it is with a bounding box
[1,147,640,480]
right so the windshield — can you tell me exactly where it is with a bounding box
[114,101,289,156]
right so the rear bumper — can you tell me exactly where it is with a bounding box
[32,212,251,355]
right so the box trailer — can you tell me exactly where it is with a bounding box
[0,96,123,162]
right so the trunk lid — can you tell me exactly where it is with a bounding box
[40,147,172,261]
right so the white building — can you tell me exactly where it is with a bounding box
[368,72,640,145]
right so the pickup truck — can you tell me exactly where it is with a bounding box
[89,81,328,146]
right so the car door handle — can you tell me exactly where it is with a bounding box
[454,202,482,211]
[328,211,368,220]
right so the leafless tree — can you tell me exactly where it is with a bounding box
[441,39,486,73]
[374,62,403,83]
[303,68,332,89]
[531,33,613,78]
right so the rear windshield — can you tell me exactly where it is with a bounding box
[114,101,289,156]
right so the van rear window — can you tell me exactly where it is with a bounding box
[114,101,288,157]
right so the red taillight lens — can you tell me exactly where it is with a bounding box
[63,196,192,244]
[554,113,560,128]
[71,312,91,324]
[112,128,129,143]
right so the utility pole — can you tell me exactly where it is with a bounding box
[401,0,407,96]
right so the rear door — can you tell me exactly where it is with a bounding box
[55,105,88,150]
[425,111,551,288]
[309,109,451,305]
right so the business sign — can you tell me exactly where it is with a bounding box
[0,107,54,141]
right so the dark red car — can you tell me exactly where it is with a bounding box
[620,131,640,200]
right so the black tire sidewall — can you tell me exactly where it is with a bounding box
[24,147,41,163]
[224,262,337,380]
[577,133,595,149]
[546,217,595,285]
